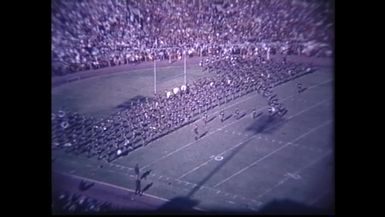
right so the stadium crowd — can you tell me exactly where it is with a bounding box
[52,0,333,76]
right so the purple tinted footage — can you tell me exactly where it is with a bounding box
[52,0,334,214]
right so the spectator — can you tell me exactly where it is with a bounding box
[52,0,333,76]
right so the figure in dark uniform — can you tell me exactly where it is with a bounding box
[252,109,257,119]
[135,178,141,195]
[297,82,305,93]
[193,124,199,140]
[135,163,140,179]
[220,109,225,122]
[203,112,208,125]
[234,108,240,119]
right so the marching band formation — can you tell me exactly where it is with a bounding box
[52,55,315,163]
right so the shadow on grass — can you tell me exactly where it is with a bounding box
[256,199,333,215]
[199,130,208,139]
[156,197,200,213]
[223,114,232,122]
[207,115,216,123]
[246,114,287,134]
[115,95,153,110]
[237,112,246,119]
[198,198,333,215]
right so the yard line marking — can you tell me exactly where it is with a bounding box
[258,188,272,197]
[140,79,332,170]
[310,190,331,205]
[286,173,301,180]
[177,133,262,179]
[276,138,329,154]
[108,162,134,171]
[57,158,212,211]
[256,150,333,199]
[178,97,331,180]
[213,118,332,188]
[53,171,169,202]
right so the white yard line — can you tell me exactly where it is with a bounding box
[54,171,169,202]
[55,170,207,211]
[177,133,262,179]
[54,75,332,212]
[213,118,333,188]
[310,189,332,206]
[255,149,333,199]
[140,79,332,170]
[180,96,331,183]
[79,164,237,206]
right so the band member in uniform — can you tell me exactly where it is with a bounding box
[234,108,240,119]
[203,112,208,125]
[268,106,276,117]
[297,82,304,93]
[220,109,225,122]
[193,124,199,140]
[135,178,141,195]
[135,163,140,179]
[252,109,257,119]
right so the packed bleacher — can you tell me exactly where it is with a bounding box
[52,0,333,76]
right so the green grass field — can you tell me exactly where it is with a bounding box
[52,63,204,118]
[52,57,334,213]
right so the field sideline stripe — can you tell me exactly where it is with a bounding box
[53,170,169,202]
[53,170,207,212]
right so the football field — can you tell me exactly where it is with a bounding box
[52,57,334,214]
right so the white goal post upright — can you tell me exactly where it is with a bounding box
[149,41,311,95]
